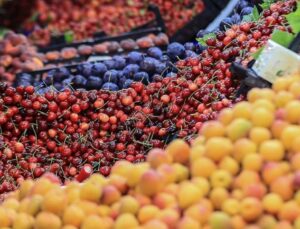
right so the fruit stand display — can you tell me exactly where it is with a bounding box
[0,0,300,228]
[0,0,206,47]
[2,71,300,228]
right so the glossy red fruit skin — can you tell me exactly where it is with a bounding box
[76,164,93,182]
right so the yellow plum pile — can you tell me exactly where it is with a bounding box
[2,73,300,229]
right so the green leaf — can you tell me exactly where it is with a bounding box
[242,15,253,22]
[252,47,264,60]
[196,33,216,46]
[286,2,300,33]
[260,0,275,10]
[196,38,206,46]
[252,6,260,21]
[64,31,74,44]
[0,27,8,39]
[139,9,146,16]
[30,12,39,22]
[270,29,295,48]
[260,3,270,10]
[242,6,260,22]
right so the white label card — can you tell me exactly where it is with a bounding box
[253,40,300,83]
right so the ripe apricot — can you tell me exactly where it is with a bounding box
[205,137,233,162]
[242,154,263,171]
[191,177,210,196]
[271,120,289,139]
[34,212,62,229]
[233,138,257,162]
[285,101,300,123]
[279,201,300,222]
[153,192,177,209]
[219,156,239,175]
[147,148,172,169]
[210,170,232,188]
[12,213,34,229]
[247,88,262,103]
[222,198,240,216]
[272,77,294,92]
[101,185,121,205]
[185,201,213,225]
[177,216,200,229]
[271,176,294,201]
[157,164,177,184]
[218,108,234,125]
[201,121,225,139]
[240,197,263,222]
[291,153,300,170]
[189,145,205,162]
[289,81,300,97]
[209,211,231,229]
[259,140,284,161]
[249,127,271,145]
[2,198,19,211]
[81,215,106,229]
[42,188,68,215]
[138,169,164,197]
[234,171,260,189]
[138,205,160,224]
[191,157,216,178]
[158,208,180,228]
[243,183,266,199]
[230,215,246,229]
[281,125,300,150]
[251,107,274,128]
[166,139,190,164]
[63,205,85,227]
[18,180,34,200]
[80,181,102,203]
[232,101,252,119]
[178,182,203,209]
[172,163,189,182]
[209,187,229,209]
[119,196,140,214]
[0,207,11,227]
[262,162,284,185]
[275,91,294,108]
[226,118,252,141]
[253,99,276,112]
[143,220,168,229]
[114,213,139,229]
[127,163,150,188]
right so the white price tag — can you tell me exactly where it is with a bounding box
[253,40,300,83]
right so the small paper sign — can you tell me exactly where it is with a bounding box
[253,40,300,83]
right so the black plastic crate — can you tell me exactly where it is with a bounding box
[170,0,222,43]
[289,33,300,54]
[38,4,165,53]
[50,31,107,46]
[210,0,231,9]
